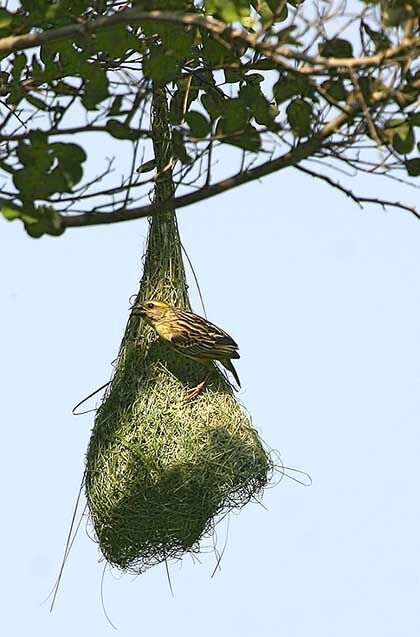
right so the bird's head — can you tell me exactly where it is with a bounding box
[132,299,172,324]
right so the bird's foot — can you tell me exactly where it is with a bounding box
[185,380,206,401]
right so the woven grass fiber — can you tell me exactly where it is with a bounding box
[85,89,272,573]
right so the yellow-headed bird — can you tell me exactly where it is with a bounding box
[132,300,240,399]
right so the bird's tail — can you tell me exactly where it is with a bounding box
[223,359,241,388]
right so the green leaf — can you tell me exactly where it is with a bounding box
[201,93,224,120]
[245,73,265,85]
[52,142,87,167]
[52,40,85,74]
[172,129,191,164]
[394,84,418,108]
[384,119,415,154]
[409,113,420,127]
[218,124,261,152]
[24,205,64,238]
[53,81,80,96]
[28,130,48,145]
[109,95,123,116]
[206,0,251,22]
[218,98,249,134]
[12,53,26,83]
[273,78,299,103]
[251,0,288,25]
[24,223,45,238]
[50,143,87,190]
[393,126,415,154]
[13,167,44,199]
[251,59,277,70]
[14,141,86,198]
[381,5,406,27]
[0,8,13,36]
[39,205,64,236]
[319,38,353,58]
[273,74,313,103]
[25,94,50,111]
[44,0,88,23]
[165,24,195,58]
[93,27,138,59]
[286,98,313,136]
[143,47,178,84]
[192,68,218,93]
[0,197,64,237]
[240,81,277,127]
[224,68,243,83]
[382,118,404,139]
[266,0,288,20]
[39,43,56,68]
[276,25,300,45]
[405,158,420,177]
[358,76,374,101]
[0,70,9,85]
[321,79,347,101]
[185,111,211,138]
[239,82,259,106]
[106,120,141,140]
[0,198,35,223]
[82,66,109,110]
[362,22,390,52]
[136,159,156,174]
[6,86,25,107]
[254,97,278,127]
[17,139,53,172]
[169,79,199,125]
[201,35,229,66]
[21,0,49,22]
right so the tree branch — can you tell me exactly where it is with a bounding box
[0,124,151,142]
[0,7,418,75]
[295,164,420,220]
[60,81,403,229]
[60,103,357,228]
[61,141,321,227]
[1,6,416,234]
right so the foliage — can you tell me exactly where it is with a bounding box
[0,0,418,236]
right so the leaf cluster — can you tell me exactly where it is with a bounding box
[0,0,418,235]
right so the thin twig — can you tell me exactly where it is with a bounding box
[295,163,420,220]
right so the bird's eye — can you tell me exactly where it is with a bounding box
[147,303,154,309]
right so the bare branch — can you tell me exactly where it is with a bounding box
[295,164,420,220]
[0,124,151,142]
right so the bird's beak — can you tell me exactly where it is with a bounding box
[131,303,145,315]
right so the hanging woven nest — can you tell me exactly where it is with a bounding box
[85,89,272,573]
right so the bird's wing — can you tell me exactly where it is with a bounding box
[170,311,240,361]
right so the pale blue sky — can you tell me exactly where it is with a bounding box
[2,138,420,636]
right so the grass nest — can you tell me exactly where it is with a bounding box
[85,336,272,572]
[84,87,272,573]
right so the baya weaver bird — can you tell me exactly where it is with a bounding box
[132,300,240,399]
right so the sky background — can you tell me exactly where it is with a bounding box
[1,0,420,625]
[2,152,420,635]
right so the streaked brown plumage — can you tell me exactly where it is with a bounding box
[132,300,240,397]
